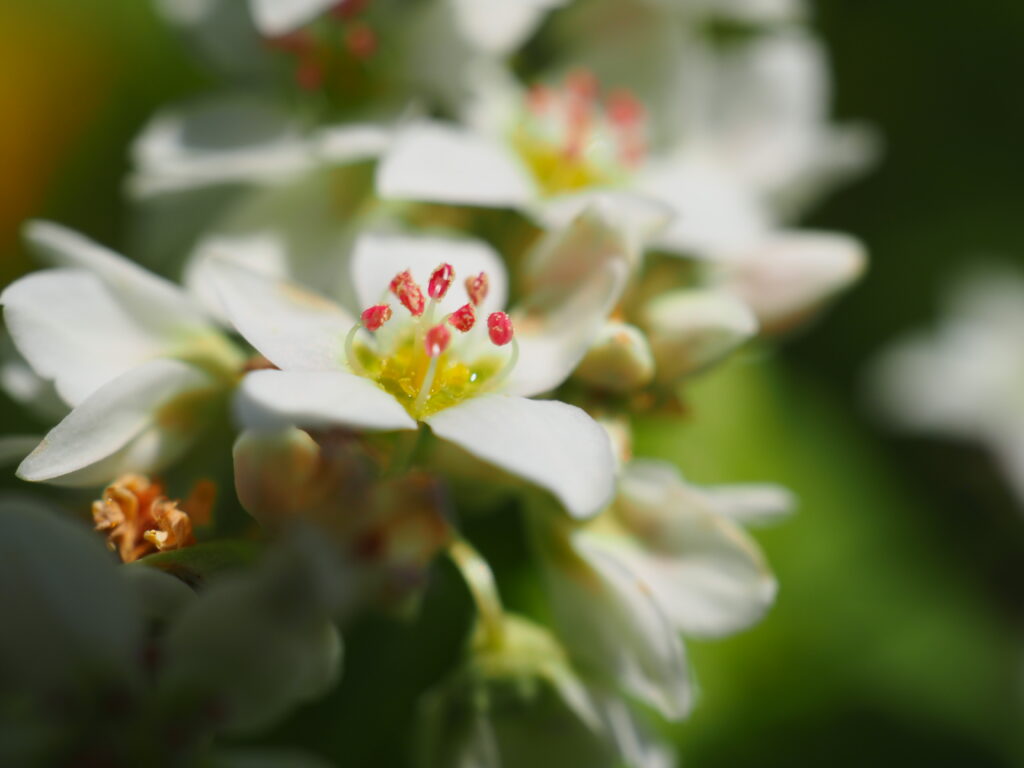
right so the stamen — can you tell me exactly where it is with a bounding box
[361,303,393,331]
[295,57,325,91]
[390,270,425,316]
[344,323,367,373]
[449,303,476,332]
[414,324,451,415]
[330,0,371,20]
[428,263,455,300]
[487,312,514,347]
[424,323,452,358]
[344,23,377,59]
[466,272,489,307]
[527,84,552,114]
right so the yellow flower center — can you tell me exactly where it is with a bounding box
[511,71,647,197]
[353,327,504,419]
[348,265,516,420]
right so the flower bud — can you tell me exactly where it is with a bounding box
[713,231,866,335]
[574,321,654,392]
[643,289,757,384]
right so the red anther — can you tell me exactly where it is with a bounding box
[344,23,377,59]
[390,269,413,293]
[330,0,371,20]
[449,304,476,333]
[465,272,489,307]
[487,312,514,346]
[606,89,644,127]
[424,324,452,358]
[361,304,392,331]
[565,69,599,102]
[390,271,425,316]
[265,30,314,53]
[295,58,324,91]
[428,263,455,300]
[527,84,552,113]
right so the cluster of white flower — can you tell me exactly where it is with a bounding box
[0,0,871,764]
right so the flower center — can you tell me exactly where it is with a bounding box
[511,70,648,196]
[265,0,379,94]
[346,265,517,419]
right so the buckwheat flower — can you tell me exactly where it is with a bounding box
[1,221,244,485]
[538,459,789,719]
[871,268,1024,507]
[419,613,675,768]
[210,220,625,518]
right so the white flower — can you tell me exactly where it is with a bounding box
[0,221,242,485]
[540,458,789,718]
[378,24,873,258]
[871,268,1024,506]
[209,211,628,518]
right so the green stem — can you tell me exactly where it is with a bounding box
[448,538,505,650]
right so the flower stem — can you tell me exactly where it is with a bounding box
[448,537,505,649]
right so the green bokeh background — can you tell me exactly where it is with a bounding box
[2,0,1023,764]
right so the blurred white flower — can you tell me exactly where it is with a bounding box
[210,211,629,518]
[379,21,873,258]
[540,458,790,719]
[871,268,1024,504]
[0,222,243,485]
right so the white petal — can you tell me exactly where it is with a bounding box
[450,0,565,53]
[2,270,171,406]
[531,190,674,250]
[612,459,777,637]
[23,220,209,332]
[184,170,362,319]
[236,370,418,432]
[425,395,615,519]
[129,97,315,197]
[17,359,217,486]
[350,233,508,318]
[249,0,337,35]
[315,123,392,164]
[509,207,636,396]
[546,530,692,720]
[714,230,866,332]
[703,483,796,526]
[208,260,354,372]
[635,155,770,257]
[643,288,758,382]
[377,120,536,208]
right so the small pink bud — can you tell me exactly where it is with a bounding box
[449,304,476,332]
[424,324,452,358]
[361,304,392,331]
[465,272,489,307]
[487,312,514,346]
[428,263,455,300]
[390,270,425,316]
